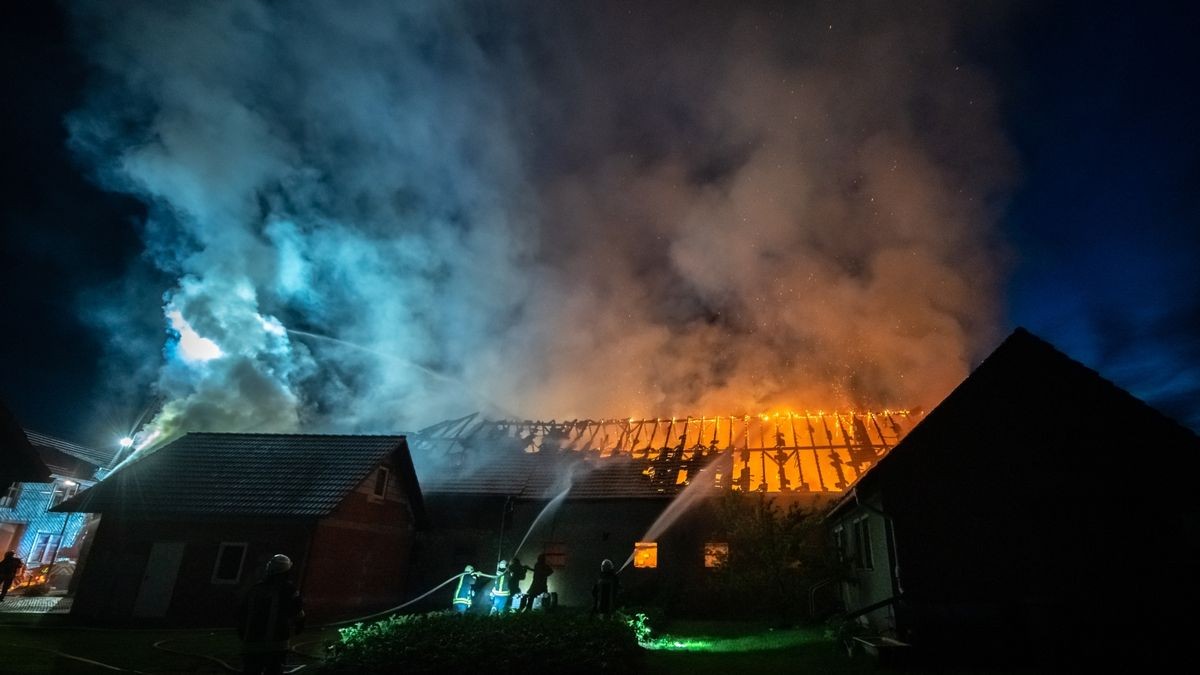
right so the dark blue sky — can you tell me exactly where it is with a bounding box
[997,2,1199,429]
[1,2,1197,445]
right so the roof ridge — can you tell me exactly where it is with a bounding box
[184,431,409,438]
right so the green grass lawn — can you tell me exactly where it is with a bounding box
[641,621,876,675]
[1,615,860,674]
[0,615,341,674]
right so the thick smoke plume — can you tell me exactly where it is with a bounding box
[67,1,1012,448]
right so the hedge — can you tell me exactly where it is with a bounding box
[320,610,643,674]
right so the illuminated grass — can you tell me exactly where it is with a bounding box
[643,628,822,652]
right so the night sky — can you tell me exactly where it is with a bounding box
[1,1,1197,450]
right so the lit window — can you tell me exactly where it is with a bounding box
[372,467,390,499]
[212,542,248,584]
[704,542,728,568]
[633,541,657,569]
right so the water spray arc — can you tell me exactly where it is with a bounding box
[620,458,723,573]
[512,480,573,561]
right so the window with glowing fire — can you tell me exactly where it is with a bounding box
[633,542,657,569]
[704,542,729,568]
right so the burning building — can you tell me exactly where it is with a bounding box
[407,409,918,608]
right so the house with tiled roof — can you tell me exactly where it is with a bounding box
[57,433,425,624]
[826,328,1200,668]
[0,424,112,586]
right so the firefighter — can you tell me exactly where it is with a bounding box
[451,565,479,614]
[521,553,554,611]
[506,554,525,607]
[238,554,304,675]
[488,559,511,614]
[592,558,620,619]
[0,551,23,601]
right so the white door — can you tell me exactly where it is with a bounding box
[132,542,185,618]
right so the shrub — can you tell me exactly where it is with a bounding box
[321,610,642,674]
[624,612,653,645]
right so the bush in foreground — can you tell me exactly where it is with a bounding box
[321,610,642,674]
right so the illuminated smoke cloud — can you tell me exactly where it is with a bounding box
[67,1,1012,451]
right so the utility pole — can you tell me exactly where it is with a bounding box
[45,480,76,588]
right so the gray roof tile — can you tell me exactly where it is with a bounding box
[56,433,411,517]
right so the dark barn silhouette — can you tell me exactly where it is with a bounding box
[829,328,1200,667]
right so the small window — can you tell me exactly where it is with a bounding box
[542,541,568,568]
[212,542,248,583]
[854,518,873,571]
[633,541,658,569]
[372,467,390,499]
[0,483,20,508]
[833,526,846,562]
[29,532,62,564]
[704,542,728,568]
[49,481,79,508]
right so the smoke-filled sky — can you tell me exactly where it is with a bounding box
[2,1,1198,449]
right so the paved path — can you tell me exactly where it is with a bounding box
[0,595,72,614]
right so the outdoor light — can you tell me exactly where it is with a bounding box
[119,437,134,448]
[63,480,77,487]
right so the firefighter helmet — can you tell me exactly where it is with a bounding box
[601,559,614,571]
[464,565,475,573]
[497,560,508,571]
[266,554,292,575]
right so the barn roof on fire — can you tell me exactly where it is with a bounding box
[411,408,920,499]
[54,433,424,518]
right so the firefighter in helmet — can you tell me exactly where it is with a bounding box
[592,558,620,619]
[488,559,511,614]
[452,565,479,614]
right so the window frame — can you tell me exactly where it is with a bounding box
[49,480,79,508]
[703,541,729,568]
[633,541,658,569]
[0,483,20,509]
[853,517,874,571]
[211,542,248,584]
[29,531,62,564]
[371,467,390,501]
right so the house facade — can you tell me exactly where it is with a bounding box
[0,429,113,579]
[58,433,426,624]
[828,328,1200,666]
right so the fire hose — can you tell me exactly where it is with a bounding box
[150,570,499,672]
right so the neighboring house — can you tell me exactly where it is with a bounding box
[0,428,113,571]
[56,433,426,624]
[827,328,1200,665]
[406,409,918,608]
